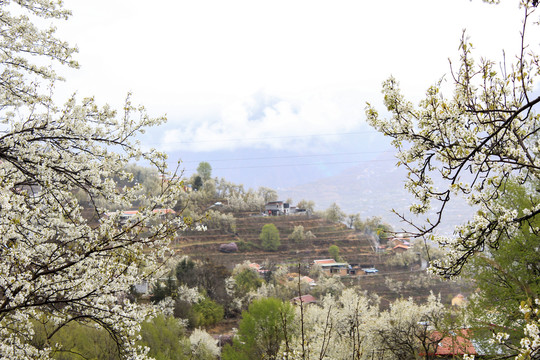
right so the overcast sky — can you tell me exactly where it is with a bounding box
[54,0,530,186]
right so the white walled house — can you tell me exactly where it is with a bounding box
[265,201,290,215]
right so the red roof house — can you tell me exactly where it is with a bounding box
[292,294,317,305]
[421,329,477,358]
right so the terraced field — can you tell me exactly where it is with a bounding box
[173,213,379,266]
[172,213,470,306]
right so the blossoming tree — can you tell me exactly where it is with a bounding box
[0,1,187,358]
[366,0,540,358]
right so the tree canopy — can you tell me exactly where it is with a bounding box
[465,180,540,350]
[324,202,345,223]
[197,161,212,181]
[0,1,187,358]
[328,245,342,262]
[222,297,295,360]
[367,0,540,277]
[367,0,540,357]
[259,223,281,251]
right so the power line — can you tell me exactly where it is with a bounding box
[181,150,392,164]
[144,130,380,145]
[183,158,396,172]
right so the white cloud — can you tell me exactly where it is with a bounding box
[57,0,531,153]
[159,87,366,152]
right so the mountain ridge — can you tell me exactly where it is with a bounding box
[278,155,474,236]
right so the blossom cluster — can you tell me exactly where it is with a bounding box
[0,1,189,358]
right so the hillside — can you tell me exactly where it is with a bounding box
[174,213,376,265]
[173,213,469,307]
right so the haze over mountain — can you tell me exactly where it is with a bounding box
[278,151,475,236]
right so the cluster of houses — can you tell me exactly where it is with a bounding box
[243,259,478,359]
[376,236,412,253]
[264,201,309,216]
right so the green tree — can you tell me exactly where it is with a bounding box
[234,268,264,295]
[176,257,196,285]
[222,298,295,360]
[150,275,176,304]
[193,175,203,191]
[328,244,342,262]
[260,223,281,251]
[139,315,190,360]
[353,216,393,240]
[465,181,540,344]
[346,213,360,229]
[31,318,120,360]
[192,296,225,327]
[197,161,213,181]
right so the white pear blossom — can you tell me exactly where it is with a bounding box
[367,4,540,275]
[367,2,540,357]
[0,1,189,358]
[278,288,380,359]
[189,328,220,359]
[515,300,540,360]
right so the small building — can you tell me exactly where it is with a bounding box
[265,201,290,216]
[393,243,410,253]
[421,329,477,359]
[153,208,176,219]
[292,294,317,305]
[133,280,150,294]
[347,264,365,276]
[301,276,316,286]
[118,210,138,225]
[389,237,411,248]
[313,259,338,265]
[451,294,466,307]
[287,274,317,286]
[249,262,269,276]
[313,259,349,276]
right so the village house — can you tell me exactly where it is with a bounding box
[420,329,477,359]
[392,243,410,253]
[292,294,317,305]
[313,259,350,276]
[265,201,290,216]
[152,208,176,219]
[286,273,317,286]
[451,294,466,307]
[248,262,269,276]
[118,210,138,225]
[300,275,316,286]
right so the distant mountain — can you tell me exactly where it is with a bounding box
[279,153,475,236]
